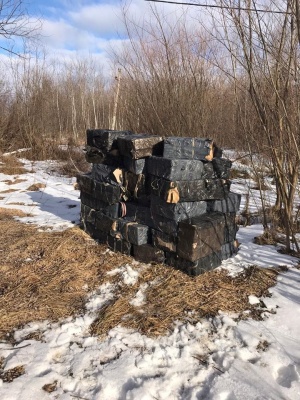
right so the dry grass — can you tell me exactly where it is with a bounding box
[90,263,278,337]
[0,207,279,341]
[0,208,131,340]
[0,155,27,175]
[26,183,46,191]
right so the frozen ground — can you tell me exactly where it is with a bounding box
[0,156,299,400]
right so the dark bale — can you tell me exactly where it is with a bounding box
[117,134,164,159]
[177,212,225,262]
[146,156,204,181]
[133,244,165,264]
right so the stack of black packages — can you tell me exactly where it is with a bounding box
[77,129,241,276]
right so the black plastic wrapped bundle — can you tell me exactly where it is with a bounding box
[80,194,120,218]
[150,195,207,222]
[165,251,222,276]
[81,221,108,244]
[151,213,179,236]
[123,156,146,175]
[207,192,241,213]
[117,134,164,159]
[163,137,214,161]
[124,202,155,228]
[150,176,230,203]
[224,213,238,243]
[107,235,132,255]
[118,220,151,245]
[177,212,225,262]
[133,244,165,263]
[146,156,204,181]
[221,241,238,260]
[91,164,123,186]
[93,181,124,204]
[152,229,177,252]
[86,129,132,152]
[212,158,233,179]
[77,173,94,194]
[94,212,118,233]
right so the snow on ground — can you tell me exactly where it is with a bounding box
[0,157,300,400]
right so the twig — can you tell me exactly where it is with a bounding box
[0,343,31,350]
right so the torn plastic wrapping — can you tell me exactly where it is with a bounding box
[150,176,230,203]
[165,251,222,276]
[177,212,225,262]
[163,137,214,161]
[133,244,165,264]
[123,156,146,175]
[124,171,148,199]
[86,129,132,152]
[146,156,204,181]
[150,195,207,222]
[117,134,164,159]
[207,192,241,213]
[117,220,151,245]
[152,229,177,252]
[107,235,132,255]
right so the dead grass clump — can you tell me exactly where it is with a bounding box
[90,264,278,338]
[26,183,46,191]
[0,209,131,339]
[230,168,251,179]
[253,229,278,245]
[0,207,29,219]
[0,155,27,175]
[0,365,25,383]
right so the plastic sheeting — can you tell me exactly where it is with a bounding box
[146,156,204,181]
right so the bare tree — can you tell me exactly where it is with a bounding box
[0,0,40,55]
